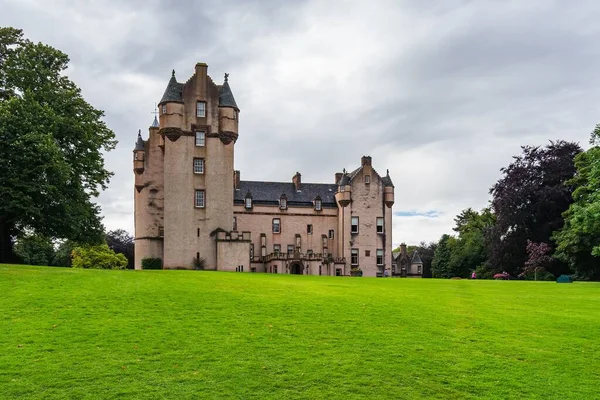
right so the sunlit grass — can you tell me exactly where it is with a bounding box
[1,265,598,399]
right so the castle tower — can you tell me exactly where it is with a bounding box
[135,63,239,269]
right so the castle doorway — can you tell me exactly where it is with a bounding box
[290,262,303,275]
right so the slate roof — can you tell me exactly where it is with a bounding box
[159,70,184,104]
[411,251,422,264]
[134,131,144,151]
[382,170,394,187]
[219,80,239,110]
[234,181,337,207]
[151,115,159,127]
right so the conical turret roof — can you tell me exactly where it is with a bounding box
[151,115,159,127]
[382,169,394,187]
[159,70,183,104]
[337,169,351,186]
[134,130,145,151]
[219,73,239,110]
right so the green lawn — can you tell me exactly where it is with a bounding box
[1,265,598,399]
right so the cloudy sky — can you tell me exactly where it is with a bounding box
[2,0,598,248]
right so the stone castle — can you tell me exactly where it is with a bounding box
[133,62,423,277]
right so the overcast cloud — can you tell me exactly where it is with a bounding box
[2,0,598,248]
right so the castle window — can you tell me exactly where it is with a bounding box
[162,104,166,114]
[307,224,313,235]
[195,131,205,147]
[272,218,280,233]
[245,193,252,209]
[250,243,254,260]
[351,217,359,234]
[314,197,322,211]
[194,190,205,208]
[233,217,237,231]
[365,175,370,184]
[274,244,281,254]
[351,248,358,265]
[365,250,370,257]
[323,248,328,257]
[279,194,287,210]
[329,230,334,239]
[196,101,206,118]
[417,265,422,274]
[234,110,238,121]
[376,249,384,266]
[287,245,294,254]
[376,217,384,234]
[159,226,164,237]
[193,158,204,174]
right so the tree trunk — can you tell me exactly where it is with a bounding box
[0,220,16,264]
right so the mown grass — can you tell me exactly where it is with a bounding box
[1,265,599,399]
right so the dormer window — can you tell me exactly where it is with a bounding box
[196,101,206,118]
[245,192,252,209]
[279,194,287,210]
[314,197,322,211]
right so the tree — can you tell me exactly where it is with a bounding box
[0,27,116,263]
[106,229,134,269]
[488,141,581,276]
[553,126,600,280]
[431,234,455,278]
[71,244,128,270]
[13,233,55,266]
[52,240,77,267]
[521,240,554,280]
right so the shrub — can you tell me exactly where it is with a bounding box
[193,256,206,270]
[142,257,162,270]
[71,244,128,270]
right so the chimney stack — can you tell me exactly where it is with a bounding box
[361,156,372,166]
[292,172,301,191]
[234,170,240,189]
[335,172,343,184]
[400,243,407,256]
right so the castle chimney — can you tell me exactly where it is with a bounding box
[234,170,240,189]
[400,243,407,256]
[292,172,301,191]
[335,172,343,184]
[361,156,372,166]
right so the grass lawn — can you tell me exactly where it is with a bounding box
[1,265,599,399]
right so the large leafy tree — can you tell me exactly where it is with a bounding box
[0,27,115,262]
[553,126,600,279]
[488,141,581,276]
[431,234,455,278]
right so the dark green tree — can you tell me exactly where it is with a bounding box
[488,141,581,276]
[431,234,455,278]
[553,126,600,280]
[13,233,55,266]
[0,27,115,262]
[106,229,135,269]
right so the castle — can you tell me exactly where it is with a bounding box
[133,63,423,277]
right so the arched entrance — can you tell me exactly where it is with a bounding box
[289,261,303,275]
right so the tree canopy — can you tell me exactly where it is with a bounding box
[0,27,116,262]
[487,141,581,276]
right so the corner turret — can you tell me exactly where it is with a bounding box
[133,130,145,174]
[158,70,184,132]
[382,169,394,207]
[218,73,239,144]
[334,169,352,207]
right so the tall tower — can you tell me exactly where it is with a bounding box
[134,63,239,269]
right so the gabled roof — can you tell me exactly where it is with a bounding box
[159,70,184,104]
[219,74,239,110]
[411,251,422,264]
[235,181,337,207]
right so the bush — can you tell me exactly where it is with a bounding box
[193,256,205,270]
[14,234,55,266]
[71,244,128,270]
[142,257,162,270]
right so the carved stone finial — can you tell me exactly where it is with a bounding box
[387,169,390,175]
[224,72,229,82]
[343,168,346,174]
[172,69,175,77]
[138,129,141,136]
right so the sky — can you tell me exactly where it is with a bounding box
[2,0,599,248]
